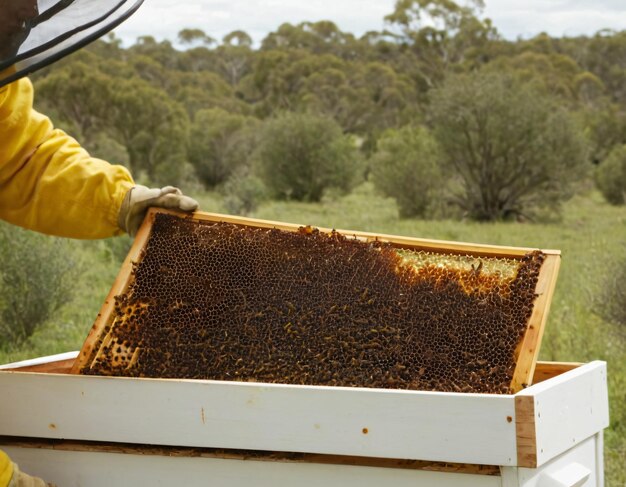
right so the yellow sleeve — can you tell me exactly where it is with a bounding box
[0,75,134,239]
[0,451,12,487]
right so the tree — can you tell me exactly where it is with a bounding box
[385,0,498,87]
[487,51,590,102]
[131,54,172,91]
[596,144,626,205]
[242,50,418,144]
[173,71,247,118]
[256,112,361,201]
[261,21,359,59]
[35,60,113,142]
[223,30,253,48]
[178,28,215,47]
[238,49,293,114]
[581,100,626,165]
[578,30,626,105]
[430,71,588,221]
[107,78,190,185]
[301,60,417,137]
[371,125,444,218]
[242,51,344,115]
[128,36,179,70]
[188,108,259,187]
[215,31,254,86]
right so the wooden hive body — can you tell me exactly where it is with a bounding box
[0,355,609,477]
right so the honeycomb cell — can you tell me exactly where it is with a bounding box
[80,213,546,394]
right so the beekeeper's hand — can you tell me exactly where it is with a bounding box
[9,462,55,487]
[118,185,199,237]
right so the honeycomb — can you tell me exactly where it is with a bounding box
[80,213,545,394]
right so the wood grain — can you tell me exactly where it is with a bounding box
[1,445,503,487]
[0,437,500,475]
[70,211,156,374]
[515,394,537,468]
[510,254,561,393]
[516,361,609,467]
[532,362,582,384]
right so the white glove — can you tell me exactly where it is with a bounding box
[9,462,54,487]
[118,185,199,237]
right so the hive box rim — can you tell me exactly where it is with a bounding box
[0,354,609,469]
[0,352,581,394]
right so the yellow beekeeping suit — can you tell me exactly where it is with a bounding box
[0,71,134,239]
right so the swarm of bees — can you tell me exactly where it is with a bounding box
[80,213,544,394]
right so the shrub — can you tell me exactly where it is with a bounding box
[599,256,626,332]
[256,112,360,201]
[0,223,77,346]
[370,125,444,218]
[430,71,588,221]
[188,108,259,188]
[222,167,268,216]
[596,144,626,205]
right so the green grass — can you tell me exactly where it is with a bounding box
[1,183,624,485]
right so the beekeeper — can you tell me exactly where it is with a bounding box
[0,1,197,485]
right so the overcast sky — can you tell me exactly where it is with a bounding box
[113,0,626,46]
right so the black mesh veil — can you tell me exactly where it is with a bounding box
[0,0,143,88]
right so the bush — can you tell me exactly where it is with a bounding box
[370,125,444,218]
[430,71,588,221]
[0,224,77,346]
[188,108,259,188]
[599,256,626,332]
[222,167,268,216]
[256,112,361,201]
[596,144,626,205]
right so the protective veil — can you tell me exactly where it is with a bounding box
[0,0,144,88]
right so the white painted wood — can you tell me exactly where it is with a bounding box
[500,466,521,487]
[0,356,610,475]
[537,463,590,487]
[0,351,78,370]
[0,370,517,466]
[517,437,599,487]
[516,362,609,467]
[1,446,503,487]
[594,432,604,487]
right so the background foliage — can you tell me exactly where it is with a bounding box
[0,223,78,345]
[0,1,624,483]
[371,125,444,218]
[430,71,588,220]
[596,144,626,205]
[256,112,360,201]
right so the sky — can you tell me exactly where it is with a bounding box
[113,0,626,46]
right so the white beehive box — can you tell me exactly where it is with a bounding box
[0,353,609,487]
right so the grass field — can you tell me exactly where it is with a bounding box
[1,183,624,484]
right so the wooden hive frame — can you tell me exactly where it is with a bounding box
[71,208,561,393]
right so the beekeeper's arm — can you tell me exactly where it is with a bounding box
[0,74,197,239]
